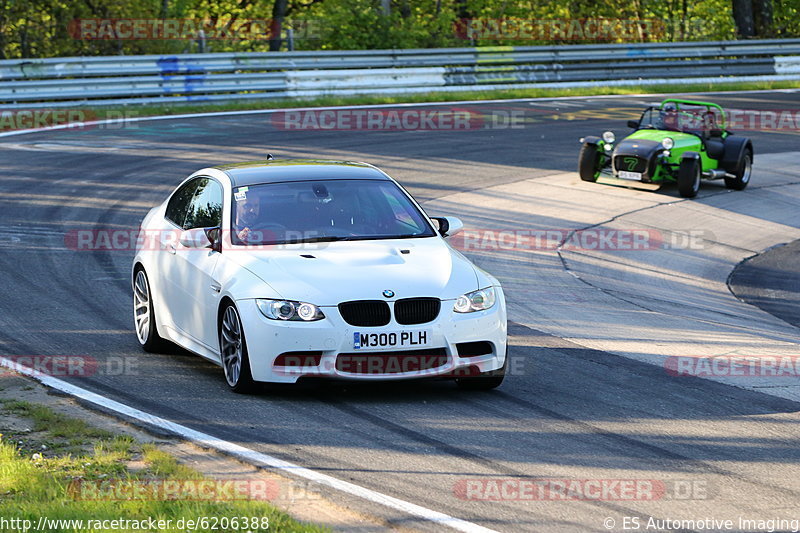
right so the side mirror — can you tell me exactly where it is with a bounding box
[431,216,464,237]
[179,226,221,252]
[205,226,222,253]
[627,120,639,129]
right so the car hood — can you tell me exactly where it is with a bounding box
[624,129,700,150]
[226,237,482,305]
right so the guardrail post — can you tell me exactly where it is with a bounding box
[196,29,207,53]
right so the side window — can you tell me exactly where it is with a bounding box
[165,179,201,228]
[185,178,223,230]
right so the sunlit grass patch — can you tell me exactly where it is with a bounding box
[0,402,327,533]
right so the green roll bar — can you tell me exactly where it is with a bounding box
[659,99,727,130]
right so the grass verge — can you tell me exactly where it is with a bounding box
[84,79,800,121]
[0,399,327,533]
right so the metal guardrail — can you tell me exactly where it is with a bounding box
[1,39,799,107]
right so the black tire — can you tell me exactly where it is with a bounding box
[677,157,701,198]
[219,303,257,393]
[133,268,170,353]
[455,350,507,391]
[578,143,601,182]
[724,148,752,191]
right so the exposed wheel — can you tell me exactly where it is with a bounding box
[578,143,601,182]
[724,148,752,191]
[133,269,169,352]
[677,157,701,198]
[219,303,256,393]
[455,350,507,390]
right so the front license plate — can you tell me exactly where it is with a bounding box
[353,330,431,350]
[618,170,642,181]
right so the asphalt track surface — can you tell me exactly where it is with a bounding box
[1,91,800,532]
[730,239,800,329]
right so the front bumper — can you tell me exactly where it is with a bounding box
[236,288,507,384]
[611,139,665,182]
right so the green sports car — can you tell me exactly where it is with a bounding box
[577,99,753,198]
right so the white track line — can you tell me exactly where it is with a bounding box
[0,356,497,533]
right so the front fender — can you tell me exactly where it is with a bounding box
[581,135,603,146]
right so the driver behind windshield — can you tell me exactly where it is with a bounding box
[657,104,680,131]
[235,195,261,243]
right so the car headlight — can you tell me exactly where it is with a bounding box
[454,287,497,313]
[661,137,674,149]
[256,299,325,321]
[602,131,615,144]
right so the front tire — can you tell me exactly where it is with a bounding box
[578,143,601,182]
[133,269,169,353]
[219,304,256,393]
[677,157,701,198]
[724,148,752,191]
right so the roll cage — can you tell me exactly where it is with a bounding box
[629,99,729,142]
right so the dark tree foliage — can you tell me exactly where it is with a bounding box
[0,0,795,59]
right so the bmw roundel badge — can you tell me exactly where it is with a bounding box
[382,290,395,298]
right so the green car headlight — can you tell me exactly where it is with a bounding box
[661,137,674,150]
[602,131,615,144]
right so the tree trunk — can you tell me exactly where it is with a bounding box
[454,0,469,19]
[731,0,755,38]
[269,0,289,52]
[380,0,391,16]
[752,0,773,37]
[400,0,410,19]
[0,0,7,59]
[680,0,687,40]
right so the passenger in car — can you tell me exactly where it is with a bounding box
[235,196,261,242]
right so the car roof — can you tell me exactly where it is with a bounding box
[214,159,391,188]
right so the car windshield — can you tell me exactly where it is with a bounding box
[231,179,437,245]
[639,106,722,136]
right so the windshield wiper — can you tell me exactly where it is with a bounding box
[274,234,431,244]
[292,236,355,243]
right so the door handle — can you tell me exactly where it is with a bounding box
[166,244,177,255]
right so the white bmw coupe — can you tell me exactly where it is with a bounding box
[132,160,507,392]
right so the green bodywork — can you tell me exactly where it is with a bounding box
[595,99,728,184]
[616,130,717,183]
